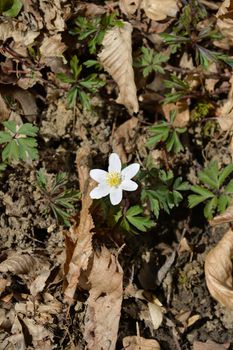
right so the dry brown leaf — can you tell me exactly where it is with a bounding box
[216,75,233,131]
[84,246,123,350]
[64,147,95,304]
[209,202,233,226]
[39,0,65,32]
[123,335,160,349]
[0,93,10,121]
[111,117,139,163]
[98,22,139,114]
[217,0,233,47]
[193,339,230,350]
[0,21,39,46]
[141,0,179,21]
[119,0,140,15]
[162,101,190,128]
[29,269,51,297]
[205,229,233,309]
[0,253,36,275]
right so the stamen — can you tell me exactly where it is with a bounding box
[106,172,122,187]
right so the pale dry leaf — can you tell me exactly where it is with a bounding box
[141,0,179,21]
[119,0,140,15]
[123,335,160,350]
[216,75,233,131]
[0,21,39,46]
[193,339,230,350]
[30,269,51,297]
[40,34,67,58]
[84,246,123,350]
[0,253,36,275]
[111,116,139,163]
[98,22,139,114]
[39,0,65,32]
[205,63,219,93]
[0,93,9,121]
[147,301,163,330]
[205,229,233,309]
[217,0,233,47]
[209,202,233,226]
[64,147,95,304]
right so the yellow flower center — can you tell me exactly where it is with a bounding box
[106,172,122,187]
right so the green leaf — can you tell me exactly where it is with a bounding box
[36,168,47,190]
[67,87,78,107]
[217,194,230,213]
[225,179,233,194]
[3,120,17,133]
[2,140,19,161]
[198,161,219,189]
[70,55,82,80]
[204,196,218,219]
[18,123,38,137]
[190,185,215,198]
[218,164,233,187]
[0,131,12,144]
[79,91,91,110]
[56,73,75,84]
[2,0,22,17]
[188,194,207,208]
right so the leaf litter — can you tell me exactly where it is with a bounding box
[1,0,233,349]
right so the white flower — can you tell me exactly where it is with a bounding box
[90,153,140,205]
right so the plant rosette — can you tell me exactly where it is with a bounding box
[90,153,140,205]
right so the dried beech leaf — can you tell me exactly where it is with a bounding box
[205,229,233,309]
[40,34,67,58]
[98,22,139,114]
[193,339,230,350]
[217,0,233,47]
[64,147,95,304]
[216,76,233,131]
[119,0,140,15]
[162,101,189,128]
[30,269,51,297]
[0,253,36,275]
[111,116,139,163]
[141,0,179,21]
[0,93,10,120]
[84,246,123,350]
[123,335,160,350]
[209,203,233,226]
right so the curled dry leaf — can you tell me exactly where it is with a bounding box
[217,0,233,47]
[123,335,160,350]
[141,0,179,21]
[64,147,95,304]
[0,253,36,275]
[84,246,123,350]
[40,34,67,58]
[209,202,233,226]
[98,22,139,114]
[205,229,233,309]
[111,116,139,163]
[216,75,233,131]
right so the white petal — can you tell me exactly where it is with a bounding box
[121,180,138,191]
[121,163,140,180]
[110,188,123,205]
[108,153,121,173]
[90,184,110,199]
[90,169,107,183]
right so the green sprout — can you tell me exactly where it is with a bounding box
[36,169,80,226]
[188,161,233,219]
[147,110,186,153]
[0,121,38,162]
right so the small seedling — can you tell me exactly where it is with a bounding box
[36,168,80,226]
[70,13,123,54]
[137,46,169,77]
[57,55,105,109]
[147,110,186,153]
[140,168,189,218]
[0,121,38,162]
[115,205,155,233]
[188,161,233,219]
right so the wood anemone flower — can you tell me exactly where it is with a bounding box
[90,153,140,205]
